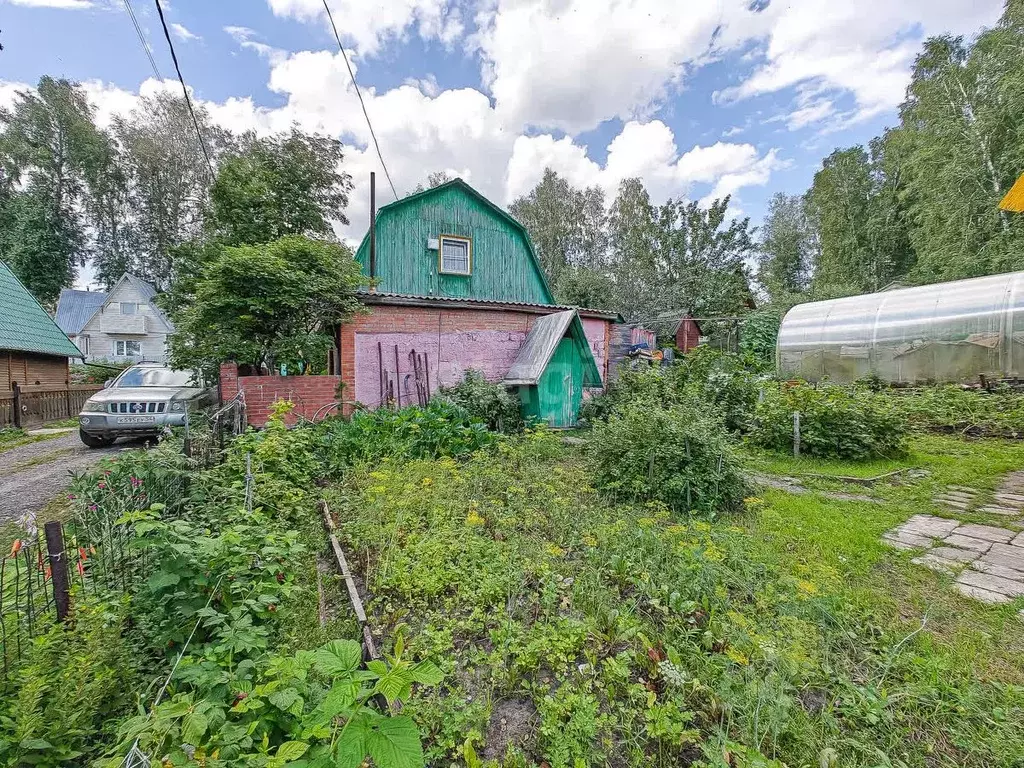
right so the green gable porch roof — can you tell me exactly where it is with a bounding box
[0,262,83,359]
[503,309,602,387]
[354,178,556,305]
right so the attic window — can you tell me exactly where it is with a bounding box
[120,302,138,315]
[439,236,471,275]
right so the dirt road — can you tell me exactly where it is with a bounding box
[0,432,123,525]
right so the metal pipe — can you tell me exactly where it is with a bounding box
[369,171,377,284]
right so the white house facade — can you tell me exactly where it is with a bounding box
[55,275,175,364]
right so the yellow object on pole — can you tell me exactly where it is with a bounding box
[999,173,1024,212]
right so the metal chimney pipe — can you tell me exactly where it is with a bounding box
[369,171,377,287]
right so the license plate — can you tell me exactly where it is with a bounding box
[116,416,155,425]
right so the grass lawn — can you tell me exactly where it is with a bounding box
[326,430,1024,768]
[742,434,1024,684]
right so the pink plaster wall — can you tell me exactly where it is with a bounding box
[581,317,608,383]
[354,330,527,409]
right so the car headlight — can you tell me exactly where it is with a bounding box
[168,401,185,413]
[81,399,107,413]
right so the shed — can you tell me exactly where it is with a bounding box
[503,310,601,427]
[0,262,84,388]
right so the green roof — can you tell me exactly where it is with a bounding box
[0,262,84,358]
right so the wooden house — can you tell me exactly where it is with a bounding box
[336,178,619,427]
[0,261,84,389]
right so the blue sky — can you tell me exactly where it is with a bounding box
[0,0,1005,257]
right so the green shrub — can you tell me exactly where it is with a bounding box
[582,347,761,433]
[588,401,747,515]
[0,599,142,767]
[436,369,524,433]
[751,383,907,459]
[321,399,494,471]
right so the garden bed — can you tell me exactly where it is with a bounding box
[326,430,1024,767]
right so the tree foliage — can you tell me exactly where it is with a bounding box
[756,193,815,302]
[209,128,352,247]
[0,77,104,303]
[169,236,364,376]
[509,168,608,290]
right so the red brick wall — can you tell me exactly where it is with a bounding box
[339,304,613,413]
[220,362,342,427]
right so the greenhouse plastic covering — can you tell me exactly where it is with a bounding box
[777,271,1024,384]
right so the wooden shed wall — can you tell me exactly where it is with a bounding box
[355,185,552,304]
[2,350,69,388]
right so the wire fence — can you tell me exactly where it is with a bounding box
[0,518,141,682]
[0,394,248,684]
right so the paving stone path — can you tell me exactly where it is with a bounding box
[885,474,1024,604]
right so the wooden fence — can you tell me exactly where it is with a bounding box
[0,383,102,429]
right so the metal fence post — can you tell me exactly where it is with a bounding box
[12,382,21,429]
[793,411,801,458]
[44,521,71,622]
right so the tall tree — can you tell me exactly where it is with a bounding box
[756,193,816,303]
[806,146,914,297]
[208,128,352,247]
[608,177,659,322]
[0,77,104,302]
[652,196,756,320]
[896,7,1024,281]
[110,91,230,289]
[509,168,608,287]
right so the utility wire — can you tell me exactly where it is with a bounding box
[320,0,398,199]
[152,0,215,179]
[122,0,162,80]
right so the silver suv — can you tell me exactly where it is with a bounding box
[78,362,215,448]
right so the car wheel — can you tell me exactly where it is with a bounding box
[80,429,115,449]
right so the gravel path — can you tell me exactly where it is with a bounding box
[0,432,126,525]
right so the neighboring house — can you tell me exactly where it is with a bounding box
[0,261,83,389]
[55,274,175,363]
[335,178,620,427]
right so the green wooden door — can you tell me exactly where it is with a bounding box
[536,337,582,427]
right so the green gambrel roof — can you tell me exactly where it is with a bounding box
[0,262,84,358]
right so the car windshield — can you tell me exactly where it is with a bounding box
[113,367,195,388]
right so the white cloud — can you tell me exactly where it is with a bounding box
[6,0,92,7]
[224,25,288,64]
[505,123,784,207]
[265,0,464,57]
[476,0,754,133]
[722,126,745,138]
[170,22,200,42]
[0,81,31,111]
[718,0,1003,124]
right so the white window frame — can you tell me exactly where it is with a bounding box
[438,235,472,276]
[114,339,142,357]
[119,302,139,315]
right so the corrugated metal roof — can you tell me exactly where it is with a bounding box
[359,290,622,321]
[1000,173,1024,213]
[0,262,84,358]
[55,288,108,335]
[503,309,602,386]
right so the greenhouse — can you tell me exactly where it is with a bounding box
[777,271,1024,384]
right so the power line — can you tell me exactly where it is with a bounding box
[320,0,398,200]
[122,0,162,81]
[152,0,215,179]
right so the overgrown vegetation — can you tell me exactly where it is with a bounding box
[437,369,525,434]
[751,383,908,459]
[331,430,1024,767]
[583,346,762,433]
[589,401,746,515]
